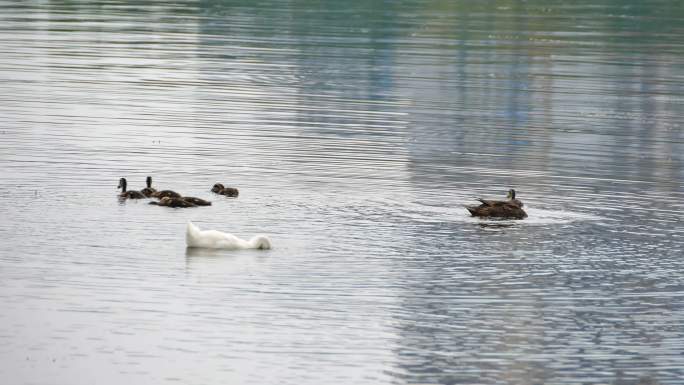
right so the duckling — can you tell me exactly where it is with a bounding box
[151,189,182,199]
[465,189,527,219]
[149,196,197,208]
[211,183,222,194]
[211,183,239,197]
[118,178,145,199]
[182,196,212,206]
[140,176,157,197]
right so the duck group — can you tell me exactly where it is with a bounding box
[117,176,272,250]
[116,177,528,251]
[117,176,239,208]
[120,176,529,221]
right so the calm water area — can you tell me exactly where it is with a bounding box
[1,1,683,384]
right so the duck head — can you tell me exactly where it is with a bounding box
[249,235,272,250]
[507,189,524,207]
[118,178,127,192]
[507,189,516,199]
[211,183,225,193]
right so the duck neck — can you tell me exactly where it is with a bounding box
[119,179,127,192]
[249,235,271,250]
[186,222,201,246]
[146,176,152,188]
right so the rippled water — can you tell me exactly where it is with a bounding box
[1,1,683,384]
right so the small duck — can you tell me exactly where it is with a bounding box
[465,189,527,219]
[140,176,157,197]
[151,189,182,199]
[211,183,239,197]
[149,196,197,208]
[182,196,212,206]
[118,178,145,199]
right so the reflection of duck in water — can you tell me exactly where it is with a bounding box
[465,189,527,219]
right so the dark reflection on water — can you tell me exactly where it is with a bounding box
[1,1,683,384]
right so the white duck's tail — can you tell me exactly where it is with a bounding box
[186,221,202,247]
[249,235,272,250]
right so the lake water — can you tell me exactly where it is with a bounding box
[1,1,683,384]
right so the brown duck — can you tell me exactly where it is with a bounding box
[149,196,197,208]
[211,183,239,197]
[465,189,527,219]
[182,196,212,206]
[140,176,157,198]
[151,189,182,199]
[118,178,145,199]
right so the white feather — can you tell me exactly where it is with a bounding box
[185,222,271,250]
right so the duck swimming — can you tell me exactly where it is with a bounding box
[118,178,145,199]
[211,183,239,197]
[465,189,527,219]
[186,222,271,250]
[151,189,182,199]
[149,196,197,208]
[140,176,157,197]
[181,196,212,206]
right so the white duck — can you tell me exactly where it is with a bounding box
[186,222,272,250]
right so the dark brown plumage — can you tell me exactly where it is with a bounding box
[149,196,197,208]
[182,197,212,206]
[211,183,239,197]
[140,176,157,198]
[151,189,182,199]
[465,189,527,219]
[118,178,145,199]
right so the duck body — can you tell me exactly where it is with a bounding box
[186,222,271,250]
[151,190,182,199]
[476,197,523,208]
[118,178,145,199]
[140,188,156,197]
[466,202,527,219]
[140,176,157,197]
[182,197,212,206]
[120,190,146,199]
[212,183,239,197]
[465,189,527,220]
[149,196,197,208]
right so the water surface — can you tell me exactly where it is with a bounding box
[1,1,683,384]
